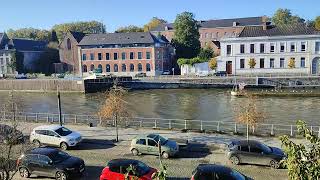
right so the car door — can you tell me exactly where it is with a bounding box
[46,130,61,147]
[36,155,54,177]
[135,139,147,154]
[108,165,124,180]
[237,145,252,164]
[249,146,266,165]
[147,139,159,155]
[26,154,41,174]
[35,130,48,144]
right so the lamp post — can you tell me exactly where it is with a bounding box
[57,85,62,126]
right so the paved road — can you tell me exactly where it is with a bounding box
[10,122,289,180]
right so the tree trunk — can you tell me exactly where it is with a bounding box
[115,115,119,142]
[246,123,249,141]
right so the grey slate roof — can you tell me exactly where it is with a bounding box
[239,24,320,37]
[79,32,164,46]
[70,31,86,43]
[151,16,266,31]
[9,39,47,51]
[200,16,265,28]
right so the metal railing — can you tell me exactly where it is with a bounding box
[1,111,319,137]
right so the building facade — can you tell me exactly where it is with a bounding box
[217,24,320,75]
[59,31,86,74]
[0,33,14,75]
[78,32,174,77]
[151,16,268,55]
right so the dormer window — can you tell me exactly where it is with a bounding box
[233,22,238,27]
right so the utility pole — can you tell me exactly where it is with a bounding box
[57,84,62,126]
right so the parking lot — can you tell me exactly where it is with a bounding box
[12,123,288,180]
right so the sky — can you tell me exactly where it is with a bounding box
[0,0,319,32]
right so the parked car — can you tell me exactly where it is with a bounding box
[215,71,227,76]
[100,159,157,180]
[0,124,24,144]
[17,147,85,180]
[227,140,286,169]
[130,134,179,159]
[135,73,147,77]
[162,70,171,75]
[191,164,251,180]
[30,125,82,150]
[15,74,27,79]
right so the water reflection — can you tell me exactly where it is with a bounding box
[0,89,319,125]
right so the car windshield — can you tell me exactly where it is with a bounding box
[150,134,167,145]
[135,161,150,176]
[49,150,70,163]
[259,143,272,153]
[55,127,72,136]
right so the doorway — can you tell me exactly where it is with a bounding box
[226,61,232,74]
[312,57,320,74]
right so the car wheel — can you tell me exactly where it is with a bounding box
[131,148,139,156]
[162,152,169,159]
[60,142,68,150]
[19,167,30,178]
[33,139,41,148]
[56,171,67,180]
[230,155,240,165]
[270,160,280,169]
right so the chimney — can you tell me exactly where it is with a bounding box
[263,22,268,31]
[233,22,238,27]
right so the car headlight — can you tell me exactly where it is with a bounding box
[66,167,75,171]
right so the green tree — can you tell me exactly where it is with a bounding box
[7,28,51,41]
[288,58,296,68]
[272,8,305,26]
[172,12,201,59]
[248,58,256,68]
[198,46,214,60]
[8,51,24,73]
[143,17,167,32]
[209,58,217,70]
[52,21,106,40]
[280,120,320,179]
[115,25,144,33]
[314,16,320,30]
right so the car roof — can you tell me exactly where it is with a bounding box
[33,125,63,131]
[134,133,159,139]
[27,147,59,156]
[197,164,234,173]
[107,159,142,167]
[231,140,261,146]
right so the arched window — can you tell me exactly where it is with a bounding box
[146,63,151,71]
[90,64,95,71]
[98,64,102,72]
[130,64,134,72]
[114,64,118,72]
[122,64,126,72]
[67,38,72,50]
[106,64,110,72]
[82,65,87,72]
[138,63,142,72]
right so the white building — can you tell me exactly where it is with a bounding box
[217,24,320,75]
[181,62,214,76]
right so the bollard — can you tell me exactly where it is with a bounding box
[217,122,220,132]
[290,125,293,137]
[169,120,172,129]
[200,120,203,131]
[184,120,187,130]
[154,120,157,129]
[271,124,274,136]
[75,115,78,124]
[311,126,313,134]
[234,123,238,134]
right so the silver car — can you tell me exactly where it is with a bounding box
[227,140,286,169]
[30,125,82,150]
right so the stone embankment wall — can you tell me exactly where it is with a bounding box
[0,79,85,93]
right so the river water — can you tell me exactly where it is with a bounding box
[0,89,319,125]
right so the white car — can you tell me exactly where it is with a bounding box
[30,125,82,150]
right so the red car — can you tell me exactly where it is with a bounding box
[100,159,157,180]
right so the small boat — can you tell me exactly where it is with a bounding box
[231,83,246,96]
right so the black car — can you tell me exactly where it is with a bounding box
[215,71,227,76]
[191,164,251,180]
[17,148,85,180]
[0,124,24,144]
[227,140,286,169]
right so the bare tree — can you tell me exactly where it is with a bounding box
[234,93,266,140]
[0,92,31,180]
[98,87,131,142]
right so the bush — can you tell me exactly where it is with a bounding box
[177,57,207,66]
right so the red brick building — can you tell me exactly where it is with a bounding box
[151,16,269,55]
[77,32,174,77]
